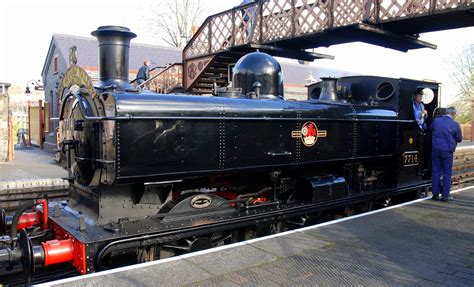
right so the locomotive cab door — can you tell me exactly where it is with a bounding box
[397,80,439,185]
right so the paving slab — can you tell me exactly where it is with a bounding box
[183,244,278,276]
[53,259,213,287]
[43,186,474,287]
[0,148,68,209]
[0,148,66,182]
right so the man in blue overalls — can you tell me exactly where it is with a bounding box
[430,107,462,202]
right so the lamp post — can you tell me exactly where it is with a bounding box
[25,79,44,94]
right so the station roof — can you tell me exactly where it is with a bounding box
[41,34,182,76]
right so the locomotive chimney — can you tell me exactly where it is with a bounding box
[319,77,338,101]
[91,26,137,91]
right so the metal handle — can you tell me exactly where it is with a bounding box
[266,151,292,157]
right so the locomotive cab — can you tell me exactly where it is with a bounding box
[307,76,439,183]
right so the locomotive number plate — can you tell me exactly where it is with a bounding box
[403,151,419,167]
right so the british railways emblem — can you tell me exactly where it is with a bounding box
[291,121,327,147]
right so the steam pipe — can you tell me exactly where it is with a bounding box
[10,200,36,238]
[10,199,48,238]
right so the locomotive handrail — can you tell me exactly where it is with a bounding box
[130,66,166,84]
[69,114,416,123]
[59,89,416,123]
[267,151,293,157]
[136,65,173,88]
[137,63,183,92]
[58,89,96,121]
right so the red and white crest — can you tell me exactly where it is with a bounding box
[291,121,327,147]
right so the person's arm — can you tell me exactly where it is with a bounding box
[137,66,144,79]
[455,122,463,143]
[430,119,436,132]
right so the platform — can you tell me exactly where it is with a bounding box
[0,149,68,210]
[42,186,474,287]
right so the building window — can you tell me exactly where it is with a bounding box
[53,55,59,74]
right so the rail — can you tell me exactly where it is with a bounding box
[137,63,183,93]
[129,66,164,85]
[183,0,473,60]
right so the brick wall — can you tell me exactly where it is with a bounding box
[0,83,10,162]
[284,85,306,101]
[460,124,472,141]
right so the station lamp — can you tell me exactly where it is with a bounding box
[25,79,44,94]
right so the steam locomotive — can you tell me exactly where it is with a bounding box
[0,26,439,283]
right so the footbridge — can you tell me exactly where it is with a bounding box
[174,0,473,94]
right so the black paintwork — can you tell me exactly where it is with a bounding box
[56,75,438,228]
[14,23,453,282]
[232,51,284,99]
[1,26,443,282]
[91,26,136,92]
[106,92,399,183]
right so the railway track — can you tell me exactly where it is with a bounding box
[452,147,474,184]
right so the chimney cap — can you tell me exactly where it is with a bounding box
[91,25,137,39]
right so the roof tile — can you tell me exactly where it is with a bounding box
[53,34,182,70]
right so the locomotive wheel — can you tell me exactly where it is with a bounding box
[375,196,392,207]
[160,231,233,258]
[283,212,335,229]
[159,193,233,257]
[19,229,35,285]
[188,237,213,252]
[416,187,429,199]
[302,212,335,227]
[0,208,6,235]
[235,222,281,242]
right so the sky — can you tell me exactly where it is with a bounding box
[0,0,473,105]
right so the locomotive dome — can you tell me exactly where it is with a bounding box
[232,51,284,100]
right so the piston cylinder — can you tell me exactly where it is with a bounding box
[41,239,75,267]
